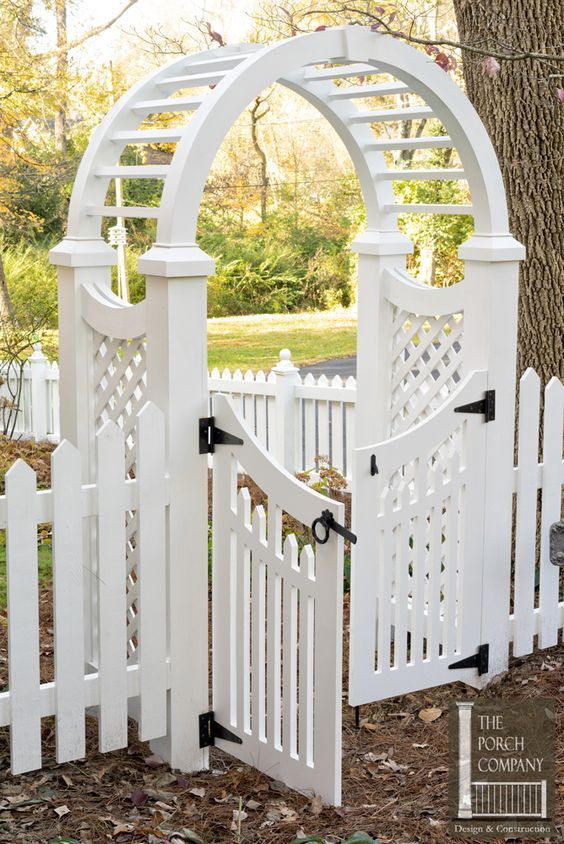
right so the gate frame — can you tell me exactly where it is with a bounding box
[50,25,525,783]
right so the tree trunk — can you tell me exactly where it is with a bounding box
[250,97,270,222]
[0,254,15,321]
[54,0,68,154]
[453,0,564,383]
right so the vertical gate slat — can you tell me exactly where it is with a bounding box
[52,441,85,763]
[282,536,298,759]
[236,490,251,734]
[266,503,282,750]
[303,381,316,470]
[377,495,393,672]
[428,470,444,661]
[513,370,541,657]
[137,402,167,741]
[298,547,314,767]
[538,378,563,648]
[250,508,266,741]
[6,460,42,774]
[445,454,461,658]
[412,458,428,665]
[212,450,234,726]
[96,420,128,752]
[395,486,410,668]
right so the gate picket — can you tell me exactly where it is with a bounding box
[6,460,42,774]
[97,421,128,752]
[52,440,85,763]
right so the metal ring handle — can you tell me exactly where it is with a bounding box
[311,515,331,544]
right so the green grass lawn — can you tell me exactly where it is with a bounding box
[39,308,357,372]
[0,532,52,609]
[207,308,357,371]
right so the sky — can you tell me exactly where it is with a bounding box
[62,0,258,60]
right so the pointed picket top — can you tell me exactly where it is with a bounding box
[304,373,316,386]
[211,367,220,379]
[233,368,243,381]
[318,374,329,387]
[345,375,356,389]
[300,543,316,581]
[137,399,165,429]
[244,369,255,382]
[252,504,267,545]
[50,360,60,375]
[519,367,541,397]
[5,457,36,485]
[283,533,300,572]
[256,369,266,383]
[51,438,79,468]
[221,367,232,381]
[96,417,125,443]
[267,371,276,383]
[331,375,343,388]
[237,487,252,529]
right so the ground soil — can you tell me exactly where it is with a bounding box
[0,591,561,844]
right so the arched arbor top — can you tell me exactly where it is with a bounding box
[61,25,520,258]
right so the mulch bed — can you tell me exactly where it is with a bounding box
[0,590,561,844]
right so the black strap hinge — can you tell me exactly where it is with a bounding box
[454,390,495,422]
[449,643,489,675]
[199,416,244,454]
[199,711,243,748]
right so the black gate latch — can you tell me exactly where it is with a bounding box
[199,416,244,454]
[449,643,489,675]
[454,390,496,423]
[311,509,357,545]
[199,711,243,748]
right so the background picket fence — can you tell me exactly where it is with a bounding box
[1,346,358,480]
[0,402,169,774]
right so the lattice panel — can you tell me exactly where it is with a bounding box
[390,307,464,435]
[93,332,147,661]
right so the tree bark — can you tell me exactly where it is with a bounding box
[250,96,270,222]
[0,254,15,321]
[453,0,564,383]
[54,0,68,154]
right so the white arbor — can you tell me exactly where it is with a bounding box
[49,26,525,802]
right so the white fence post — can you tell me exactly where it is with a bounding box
[460,234,526,680]
[273,349,300,474]
[29,343,48,442]
[139,243,215,773]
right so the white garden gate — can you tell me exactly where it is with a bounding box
[45,25,528,804]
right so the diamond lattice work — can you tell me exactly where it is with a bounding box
[390,307,464,435]
[93,332,147,660]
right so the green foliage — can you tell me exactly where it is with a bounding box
[3,242,58,327]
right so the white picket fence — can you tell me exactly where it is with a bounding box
[0,402,169,774]
[1,346,358,480]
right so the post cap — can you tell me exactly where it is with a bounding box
[138,243,215,278]
[458,234,526,262]
[273,348,299,374]
[351,229,413,256]
[49,237,117,267]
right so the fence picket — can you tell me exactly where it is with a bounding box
[137,402,167,741]
[538,378,564,649]
[96,420,128,752]
[52,440,85,763]
[6,460,42,774]
[513,369,541,657]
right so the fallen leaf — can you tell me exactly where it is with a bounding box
[189,787,206,799]
[144,754,166,768]
[54,805,70,818]
[113,824,134,836]
[130,788,149,807]
[418,707,442,723]
[413,742,428,748]
[381,759,408,773]
[269,779,288,793]
[169,831,205,844]
[361,721,378,732]
[246,799,261,810]
[309,795,323,815]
